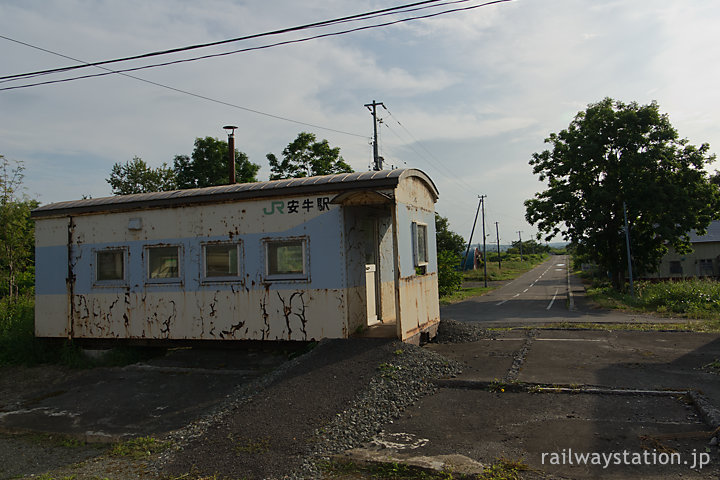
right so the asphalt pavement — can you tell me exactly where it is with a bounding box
[441,254,689,326]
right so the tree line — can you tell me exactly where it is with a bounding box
[107,132,352,195]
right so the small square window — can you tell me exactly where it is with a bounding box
[204,243,240,278]
[96,249,125,282]
[148,246,180,279]
[412,222,428,266]
[699,259,714,276]
[265,239,307,280]
[669,261,682,275]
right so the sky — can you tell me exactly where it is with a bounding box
[1,0,719,245]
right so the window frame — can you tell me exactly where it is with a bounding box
[145,244,183,284]
[699,258,714,276]
[263,236,309,282]
[412,221,429,271]
[669,260,683,275]
[201,241,243,282]
[93,247,127,286]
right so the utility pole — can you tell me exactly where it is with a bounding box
[518,231,524,262]
[480,195,488,288]
[364,100,385,171]
[462,196,483,271]
[495,222,501,269]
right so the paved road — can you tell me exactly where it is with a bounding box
[441,254,685,326]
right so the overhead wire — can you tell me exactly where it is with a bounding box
[0,0,512,91]
[0,0,448,81]
[0,36,368,139]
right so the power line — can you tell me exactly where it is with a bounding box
[0,0,512,91]
[0,36,368,138]
[0,0,447,81]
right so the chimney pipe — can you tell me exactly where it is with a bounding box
[223,125,238,184]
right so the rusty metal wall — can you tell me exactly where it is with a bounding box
[35,172,440,343]
[36,194,350,341]
[394,177,440,342]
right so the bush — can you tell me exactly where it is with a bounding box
[437,250,463,296]
[636,279,720,315]
[0,294,52,365]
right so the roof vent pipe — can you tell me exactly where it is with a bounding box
[223,125,238,184]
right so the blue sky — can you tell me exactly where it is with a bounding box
[1,0,718,244]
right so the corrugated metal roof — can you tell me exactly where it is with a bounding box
[32,168,438,218]
[690,220,720,243]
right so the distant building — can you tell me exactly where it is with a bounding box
[649,220,720,279]
[32,169,440,344]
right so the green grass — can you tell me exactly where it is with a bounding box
[464,254,549,283]
[110,436,171,459]
[586,278,720,322]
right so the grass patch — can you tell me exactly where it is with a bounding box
[0,294,164,367]
[479,458,529,480]
[440,285,496,305]
[464,254,548,283]
[519,321,720,333]
[586,278,720,323]
[110,435,171,459]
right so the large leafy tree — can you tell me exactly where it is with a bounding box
[107,156,176,195]
[174,136,260,189]
[0,156,38,299]
[525,98,719,289]
[266,132,353,180]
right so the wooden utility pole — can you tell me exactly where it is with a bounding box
[462,196,483,271]
[364,100,385,171]
[495,221,501,269]
[518,230,524,262]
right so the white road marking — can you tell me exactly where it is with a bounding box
[546,287,559,310]
[523,288,529,293]
[495,299,509,305]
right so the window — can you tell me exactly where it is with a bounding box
[412,222,428,266]
[204,243,241,278]
[669,261,683,275]
[699,259,714,276]
[147,245,180,280]
[96,249,125,282]
[265,238,307,280]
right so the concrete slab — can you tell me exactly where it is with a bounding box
[384,388,720,479]
[0,347,289,442]
[519,330,720,408]
[424,337,525,382]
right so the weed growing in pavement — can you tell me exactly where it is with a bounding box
[232,436,271,455]
[110,436,171,459]
[378,362,401,379]
[479,457,529,480]
[26,432,87,449]
[703,359,720,373]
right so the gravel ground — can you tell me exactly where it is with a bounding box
[157,336,462,480]
[4,321,468,479]
[433,318,496,343]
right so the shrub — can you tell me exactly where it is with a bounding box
[437,250,463,296]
